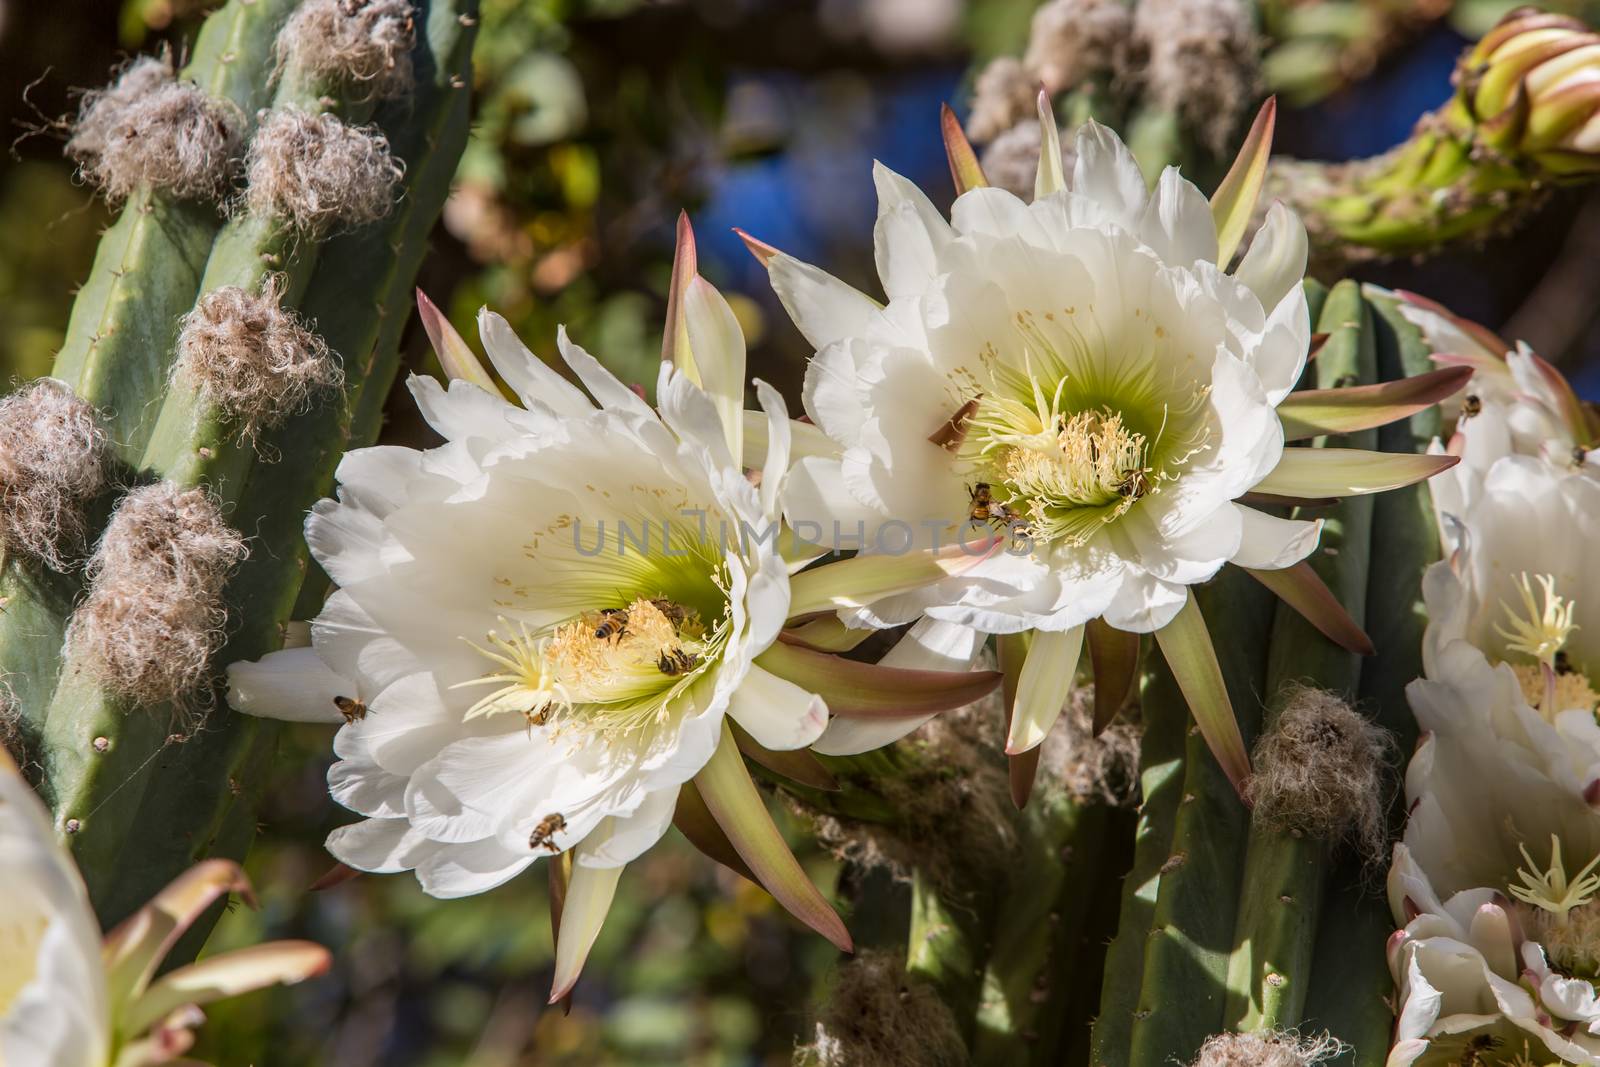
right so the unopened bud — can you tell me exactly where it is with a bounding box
[1457,9,1600,173]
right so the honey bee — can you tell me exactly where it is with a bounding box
[1462,394,1482,418]
[969,482,1013,525]
[1117,468,1152,500]
[528,812,566,852]
[333,695,367,724]
[657,647,701,676]
[593,607,630,640]
[1457,1033,1500,1065]
[649,598,690,626]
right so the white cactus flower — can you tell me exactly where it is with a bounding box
[1391,626,1600,1065]
[0,750,326,1067]
[226,262,1007,1000]
[1387,846,1600,1066]
[1388,286,1599,527]
[744,98,1458,789]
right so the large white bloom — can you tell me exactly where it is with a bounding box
[1384,305,1600,1064]
[1389,645,1600,1065]
[0,750,325,1067]
[1397,291,1600,719]
[228,281,965,995]
[771,122,1317,638]
[748,109,1454,780]
[1422,459,1600,722]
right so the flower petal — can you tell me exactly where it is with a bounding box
[1151,590,1250,796]
[873,162,952,299]
[477,309,592,415]
[1006,625,1084,755]
[1230,505,1322,570]
[122,942,331,1037]
[756,638,999,720]
[417,289,497,392]
[682,277,748,460]
[693,722,852,950]
[548,859,623,1002]
[766,253,882,351]
[1253,449,1460,498]
[810,619,986,756]
[1072,119,1149,230]
[727,664,829,751]
[1275,366,1473,440]
[1233,201,1307,311]
[1210,98,1276,265]
[226,647,352,724]
[1243,560,1376,655]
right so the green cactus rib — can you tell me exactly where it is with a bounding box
[1088,664,1188,1067]
[108,2,481,933]
[1297,291,1443,1066]
[0,0,296,751]
[33,0,367,901]
[1357,289,1441,751]
[1126,568,1275,1066]
[50,0,298,454]
[36,0,468,918]
[1054,806,1137,1066]
[1221,279,1377,1033]
[907,866,989,1047]
[972,793,1110,1065]
[53,1,480,930]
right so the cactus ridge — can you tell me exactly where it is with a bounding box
[0,0,478,931]
[1221,281,1378,1036]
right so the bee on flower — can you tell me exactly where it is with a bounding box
[740,93,1462,793]
[226,232,1002,999]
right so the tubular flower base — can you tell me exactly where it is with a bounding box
[746,95,1458,795]
[227,229,997,997]
[0,750,327,1066]
[1274,8,1600,263]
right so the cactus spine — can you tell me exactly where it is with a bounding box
[7,0,477,929]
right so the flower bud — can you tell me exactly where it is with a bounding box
[1457,8,1600,173]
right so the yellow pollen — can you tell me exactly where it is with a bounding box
[1528,898,1600,979]
[1509,834,1600,925]
[1003,408,1148,510]
[455,598,707,734]
[1497,573,1578,667]
[1510,662,1600,721]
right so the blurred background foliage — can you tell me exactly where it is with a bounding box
[3,0,1600,1063]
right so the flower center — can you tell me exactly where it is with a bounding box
[1531,899,1600,981]
[457,595,719,739]
[1509,834,1600,925]
[1495,574,1599,719]
[0,908,48,1017]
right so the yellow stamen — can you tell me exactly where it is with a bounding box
[1003,409,1148,509]
[1496,573,1578,667]
[456,618,573,723]
[1509,834,1600,925]
[454,598,711,737]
